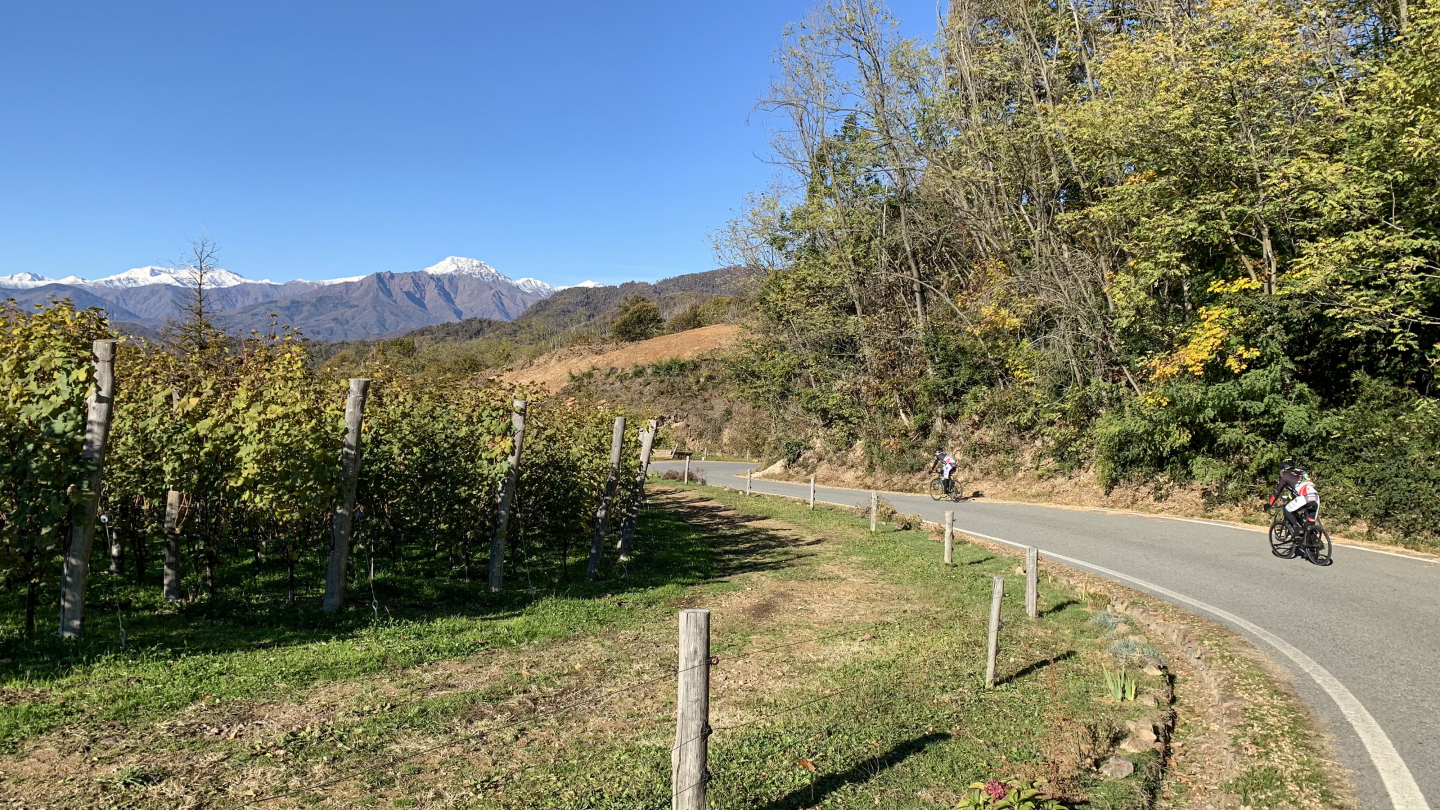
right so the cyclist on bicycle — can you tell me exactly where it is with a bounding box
[930,448,958,496]
[1268,459,1319,535]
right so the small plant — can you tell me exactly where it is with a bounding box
[1103,666,1136,701]
[1107,638,1165,664]
[1088,611,1121,630]
[957,779,1066,810]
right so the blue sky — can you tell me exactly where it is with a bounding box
[0,1,941,286]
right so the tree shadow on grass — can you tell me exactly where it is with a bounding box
[752,732,951,809]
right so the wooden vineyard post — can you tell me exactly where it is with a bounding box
[809,475,815,509]
[985,576,1004,688]
[323,378,369,613]
[163,491,182,601]
[106,516,123,575]
[702,448,707,461]
[746,468,752,496]
[162,390,183,602]
[870,491,878,532]
[943,510,954,565]
[1025,547,1039,619]
[489,399,527,592]
[673,609,711,810]
[684,455,690,484]
[58,339,118,639]
[587,416,626,581]
[618,420,658,561]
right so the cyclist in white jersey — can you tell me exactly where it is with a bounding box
[929,449,958,496]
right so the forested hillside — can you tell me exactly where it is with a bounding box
[314,265,754,376]
[719,0,1440,545]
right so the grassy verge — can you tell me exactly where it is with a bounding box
[1,484,1194,809]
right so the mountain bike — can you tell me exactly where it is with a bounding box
[1267,506,1332,566]
[929,476,963,502]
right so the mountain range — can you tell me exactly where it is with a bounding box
[0,257,604,341]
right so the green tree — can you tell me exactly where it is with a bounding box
[610,296,664,342]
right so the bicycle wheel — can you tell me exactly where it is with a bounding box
[1269,519,1296,559]
[1303,525,1333,566]
[929,478,945,501]
[949,480,965,502]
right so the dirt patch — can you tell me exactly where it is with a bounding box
[500,324,742,393]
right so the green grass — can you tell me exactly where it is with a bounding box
[0,484,1175,809]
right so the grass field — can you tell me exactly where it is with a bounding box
[0,484,1177,809]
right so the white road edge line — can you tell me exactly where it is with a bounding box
[715,467,1438,566]
[947,524,1431,810]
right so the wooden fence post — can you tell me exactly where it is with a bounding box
[489,399,527,592]
[943,510,954,565]
[809,475,815,509]
[587,416,626,581]
[618,420,658,561]
[1025,547,1039,619]
[684,455,690,484]
[985,576,1004,688]
[58,339,117,639]
[870,491,878,532]
[673,609,711,810]
[746,468,752,496]
[323,378,369,613]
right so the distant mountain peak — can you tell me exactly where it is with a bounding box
[88,265,268,289]
[512,277,557,296]
[0,266,267,290]
[0,272,58,289]
[571,280,605,288]
[422,256,506,282]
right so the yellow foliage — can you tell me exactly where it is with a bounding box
[1148,303,1257,381]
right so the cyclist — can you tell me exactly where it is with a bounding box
[1268,459,1319,536]
[930,448,958,496]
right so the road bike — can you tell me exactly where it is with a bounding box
[929,476,964,502]
[1267,506,1333,566]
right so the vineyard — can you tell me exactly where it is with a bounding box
[1,299,654,644]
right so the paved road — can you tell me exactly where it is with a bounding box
[653,461,1439,810]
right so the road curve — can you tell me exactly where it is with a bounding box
[653,461,1439,810]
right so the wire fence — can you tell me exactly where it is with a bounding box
[236,617,908,809]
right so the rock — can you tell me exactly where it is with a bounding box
[1126,720,1159,743]
[1136,692,1159,707]
[1120,735,1153,753]
[1143,664,1165,677]
[1121,720,1159,752]
[1114,622,1132,634]
[1099,756,1134,778]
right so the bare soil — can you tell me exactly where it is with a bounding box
[499,324,742,393]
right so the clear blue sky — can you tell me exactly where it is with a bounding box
[0,1,941,287]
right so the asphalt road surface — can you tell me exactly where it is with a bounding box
[652,460,1438,810]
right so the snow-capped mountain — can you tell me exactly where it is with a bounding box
[0,271,87,288]
[0,256,581,341]
[2,266,265,289]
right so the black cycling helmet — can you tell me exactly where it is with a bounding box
[1280,459,1296,471]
